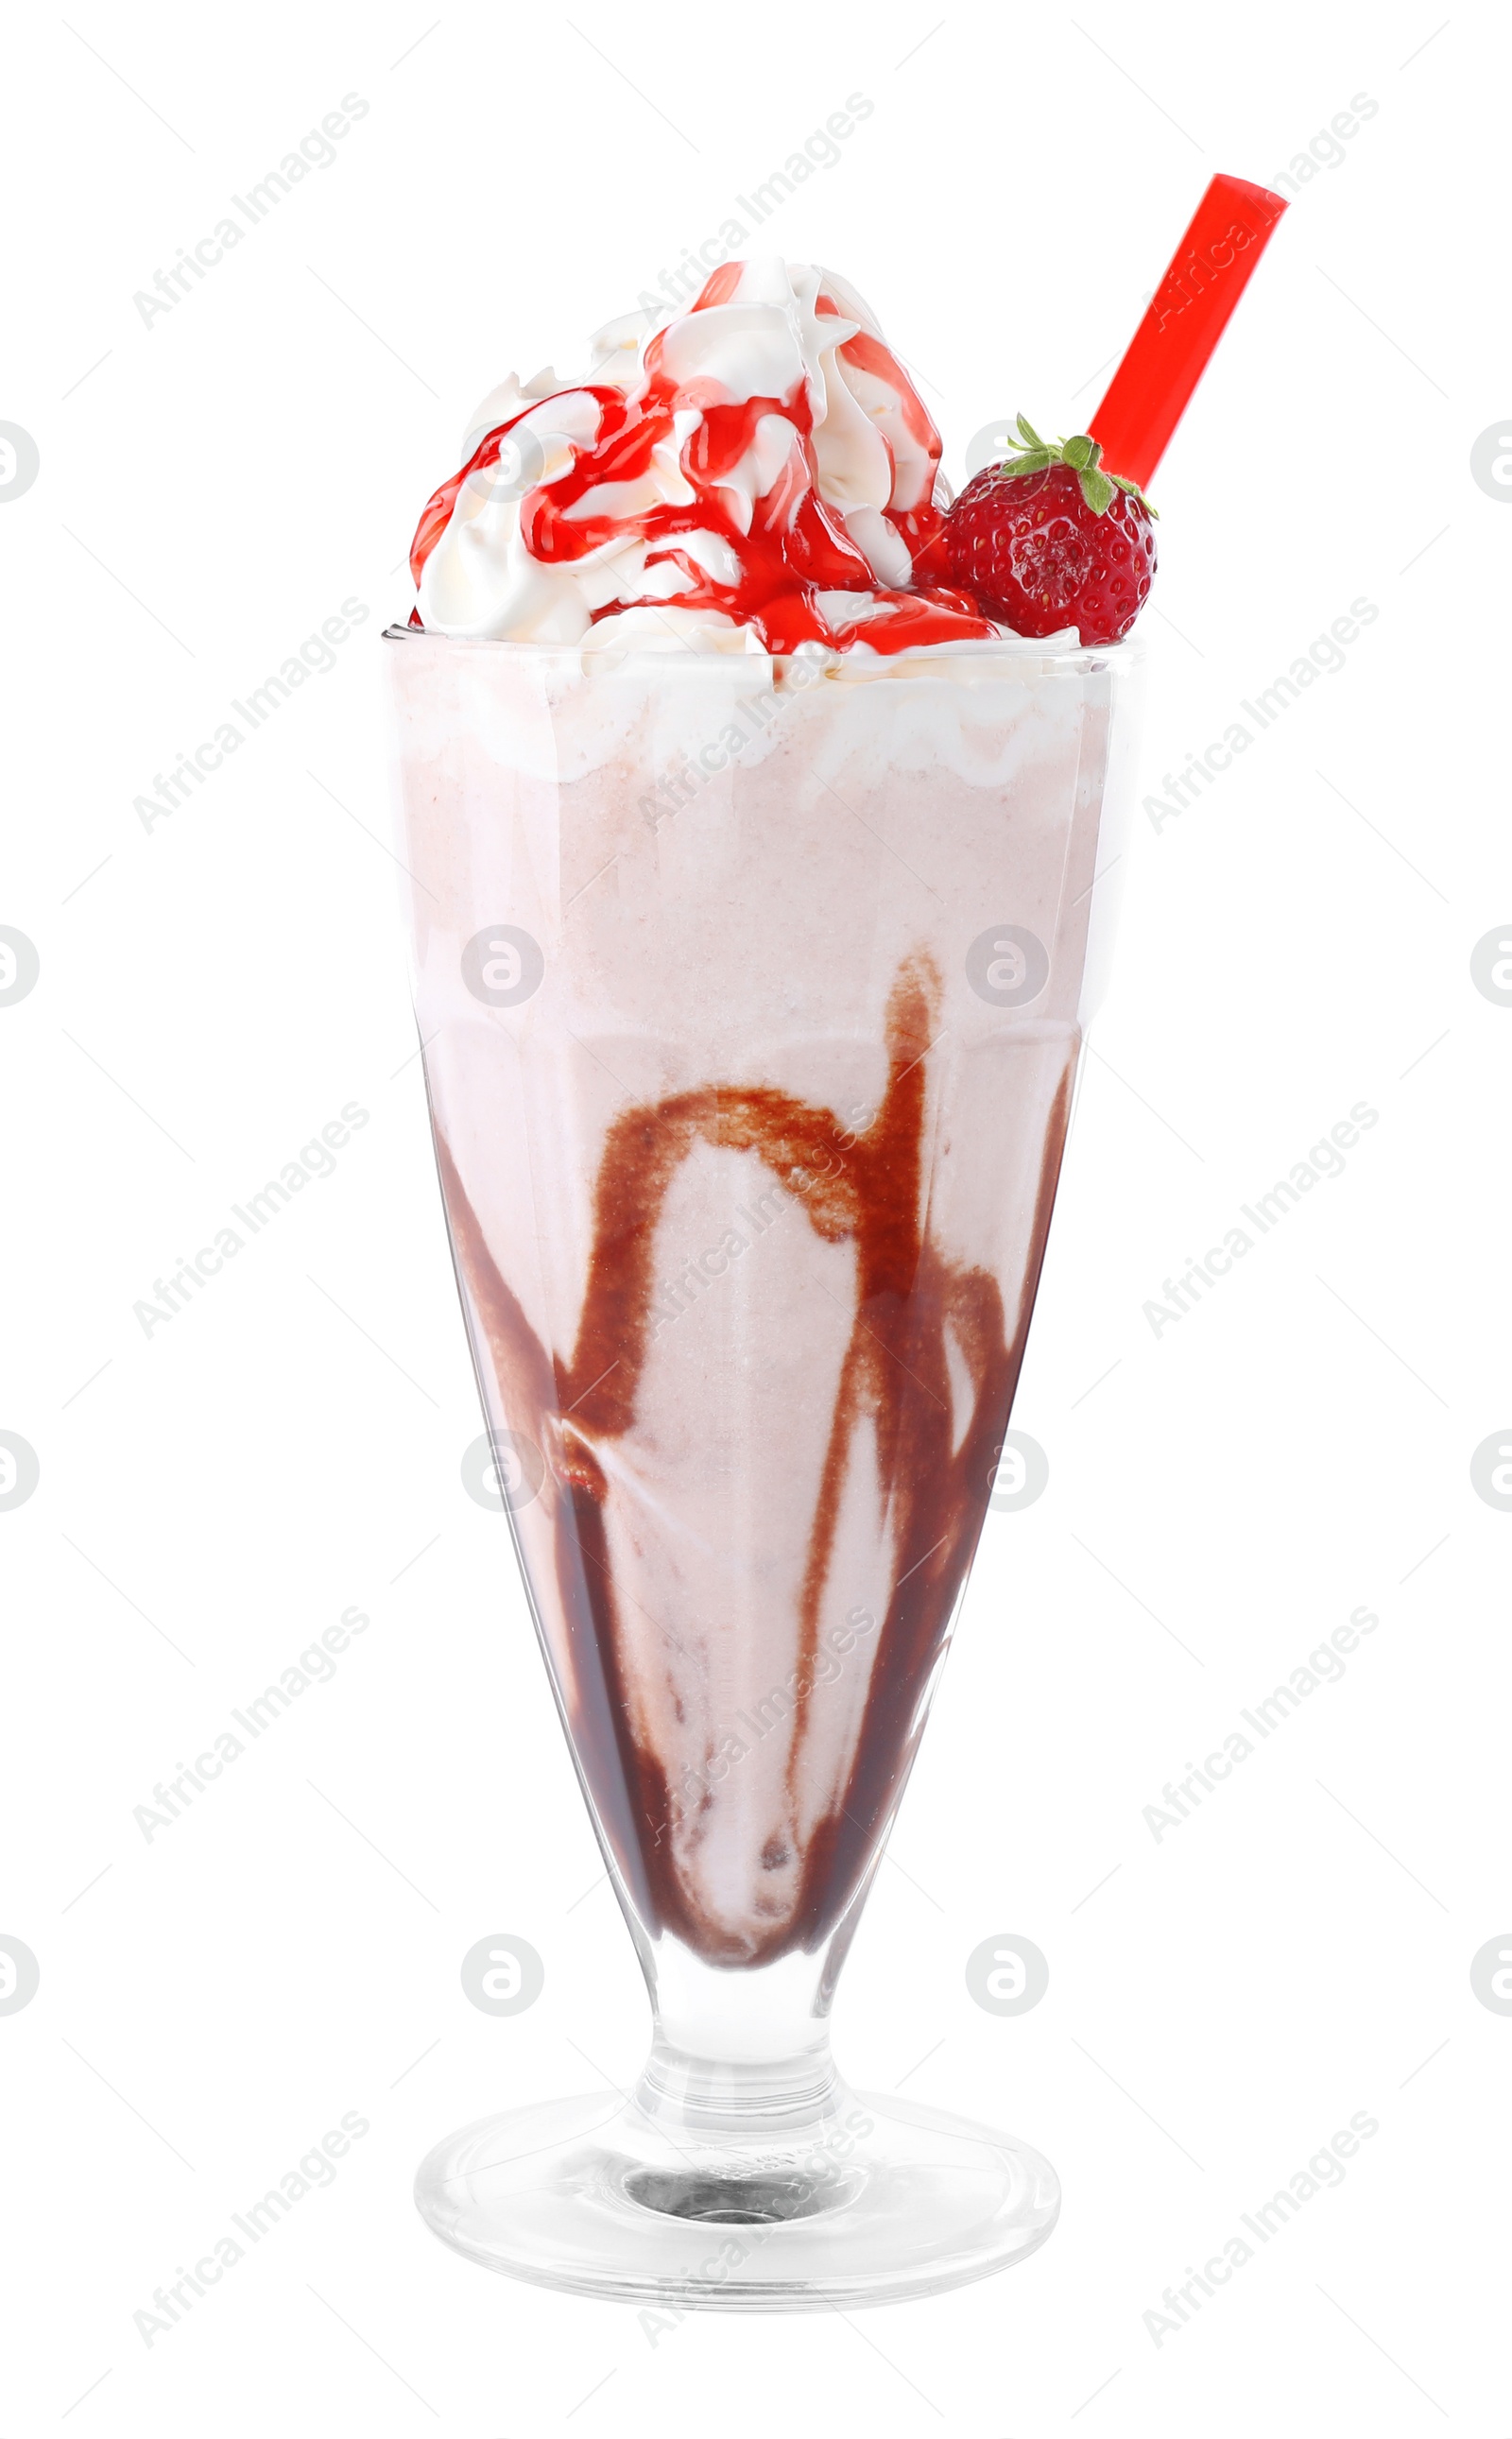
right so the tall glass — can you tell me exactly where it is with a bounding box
[385,627,1141,2306]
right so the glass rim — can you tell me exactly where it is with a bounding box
[380,622,1144,678]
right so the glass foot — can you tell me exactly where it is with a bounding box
[414,2085,1059,2310]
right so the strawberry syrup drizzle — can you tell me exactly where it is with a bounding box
[429,961,1074,1965]
[408,282,996,653]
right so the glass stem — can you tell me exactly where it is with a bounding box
[636,1938,844,2137]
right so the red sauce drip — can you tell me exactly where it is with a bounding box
[888,500,952,586]
[835,328,938,465]
[407,280,999,653]
[691,262,746,311]
[406,386,628,589]
[431,959,1074,1965]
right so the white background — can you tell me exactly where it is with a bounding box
[2,1,1507,2430]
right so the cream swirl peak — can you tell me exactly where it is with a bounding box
[407,258,1001,656]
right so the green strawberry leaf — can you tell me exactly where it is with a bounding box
[1108,472,1159,518]
[988,415,1157,515]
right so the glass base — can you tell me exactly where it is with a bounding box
[414,2082,1059,2310]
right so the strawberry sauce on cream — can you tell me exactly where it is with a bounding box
[408,259,996,655]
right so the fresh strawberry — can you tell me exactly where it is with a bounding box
[945,418,1157,644]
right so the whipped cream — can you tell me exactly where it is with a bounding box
[408,259,1004,657]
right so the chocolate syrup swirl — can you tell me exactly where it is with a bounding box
[433,958,1072,1966]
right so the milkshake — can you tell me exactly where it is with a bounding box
[383,217,1275,2300]
[389,629,1136,1990]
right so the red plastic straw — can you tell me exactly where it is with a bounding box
[1090,175,1287,490]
